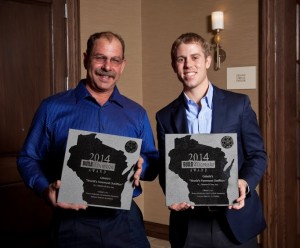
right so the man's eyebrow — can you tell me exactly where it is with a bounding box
[176,53,201,58]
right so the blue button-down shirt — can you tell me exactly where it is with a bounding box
[17,80,158,197]
[184,82,213,134]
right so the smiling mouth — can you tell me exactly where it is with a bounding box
[97,75,113,82]
[184,72,196,79]
[184,71,196,75]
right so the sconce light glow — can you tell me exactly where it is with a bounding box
[211,11,226,71]
[211,11,224,30]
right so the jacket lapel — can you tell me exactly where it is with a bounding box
[211,86,226,133]
[172,93,189,133]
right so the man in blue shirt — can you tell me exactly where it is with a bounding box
[156,32,267,247]
[17,31,158,248]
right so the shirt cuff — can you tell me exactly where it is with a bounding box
[246,183,250,194]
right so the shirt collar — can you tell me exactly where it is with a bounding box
[206,82,213,109]
[74,80,90,102]
[75,79,123,107]
[183,82,213,110]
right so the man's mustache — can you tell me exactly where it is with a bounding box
[95,68,116,78]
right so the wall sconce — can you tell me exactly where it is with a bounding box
[211,11,226,70]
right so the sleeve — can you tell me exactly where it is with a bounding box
[155,112,167,194]
[139,111,159,181]
[238,95,267,192]
[17,100,51,196]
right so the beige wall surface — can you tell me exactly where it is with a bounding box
[80,0,145,211]
[80,0,259,225]
[142,0,258,225]
[80,0,143,105]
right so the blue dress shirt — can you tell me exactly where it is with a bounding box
[17,80,158,197]
[184,82,213,134]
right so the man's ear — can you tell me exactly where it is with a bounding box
[171,62,177,73]
[83,52,88,69]
[120,59,126,74]
[205,55,212,69]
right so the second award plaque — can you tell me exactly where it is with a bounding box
[165,133,238,206]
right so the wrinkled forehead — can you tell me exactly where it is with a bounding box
[91,37,124,56]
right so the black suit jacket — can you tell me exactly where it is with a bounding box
[156,85,267,244]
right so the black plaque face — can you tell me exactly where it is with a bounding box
[165,134,238,206]
[57,129,142,210]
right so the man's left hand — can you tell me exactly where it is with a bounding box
[133,157,143,187]
[228,179,248,210]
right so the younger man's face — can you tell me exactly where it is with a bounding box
[174,42,211,91]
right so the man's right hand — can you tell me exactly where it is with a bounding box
[44,180,87,211]
[168,202,194,211]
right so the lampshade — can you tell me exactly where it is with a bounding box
[211,11,224,30]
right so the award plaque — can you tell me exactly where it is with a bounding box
[57,129,142,210]
[165,133,238,206]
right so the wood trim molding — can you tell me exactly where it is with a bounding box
[144,221,169,241]
[66,0,81,88]
[260,0,298,247]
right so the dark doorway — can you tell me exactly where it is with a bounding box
[0,0,80,246]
